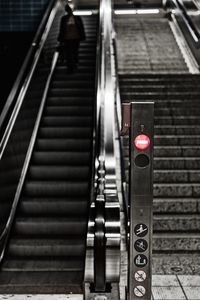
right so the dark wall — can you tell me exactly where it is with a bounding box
[0,0,49,32]
[0,0,50,112]
[0,32,34,111]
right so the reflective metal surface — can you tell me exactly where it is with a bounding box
[85,0,120,287]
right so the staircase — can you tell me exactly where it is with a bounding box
[115,14,188,73]
[0,15,97,293]
[119,73,200,253]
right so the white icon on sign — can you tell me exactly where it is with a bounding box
[136,225,148,236]
[135,239,148,252]
[134,285,146,297]
[135,255,147,267]
[135,270,147,282]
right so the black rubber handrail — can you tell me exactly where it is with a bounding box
[0,0,56,135]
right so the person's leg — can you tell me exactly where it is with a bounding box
[74,40,80,65]
[65,41,74,72]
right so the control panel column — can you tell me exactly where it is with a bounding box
[128,102,154,300]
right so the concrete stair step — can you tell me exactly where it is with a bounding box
[153,233,200,252]
[154,170,200,183]
[153,198,200,213]
[155,116,200,125]
[155,126,200,135]
[154,183,200,198]
[153,214,200,232]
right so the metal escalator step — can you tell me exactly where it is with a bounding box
[14,217,87,236]
[53,73,94,81]
[28,166,90,180]
[45,106,92,116]
[51,81,94,88]
[0,270,83,293]
[55,66,95,73]
[2,257,84,271]
[32,151,90,165]
[39,127,92,139]
[47,97,93,106]
[49,88,94,97]
[24,181,89,197]
[42,116,92,127]
[8,238,85,257]
[35,138,91,151]
[8,237,85,258]
[18,197,88,216]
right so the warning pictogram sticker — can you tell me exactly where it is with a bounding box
[134,239,148,253]
[134,224,148,238]
[134,285,146,297]
[134,270,147,282]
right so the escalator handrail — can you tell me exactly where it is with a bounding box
[170,0,200,44]
[0,0,59,160]
[112,37,129,218]
[91,0,106,291]
[92,0,119,291]
[0,51,59,264]
[0,0,57,137]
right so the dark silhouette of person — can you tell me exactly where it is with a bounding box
[57,4,85,73]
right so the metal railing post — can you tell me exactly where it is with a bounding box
[128,102,154,300]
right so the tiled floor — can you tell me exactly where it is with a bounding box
[152,275,200,300]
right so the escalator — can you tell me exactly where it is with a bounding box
[0,6,97,294]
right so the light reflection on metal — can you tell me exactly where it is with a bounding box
[85,0,120,288]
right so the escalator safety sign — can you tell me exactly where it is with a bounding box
[134,285,146,297]
[134,270,146,282]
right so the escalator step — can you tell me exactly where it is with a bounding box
[47,97,93,106]
[8,238,85,257]
[18,198,88,216]
[42,116,92,127]
[0,270,83,293]
[28,166,90,180]
[45,106,93,116]
[24,181,89,197]
[49,88,94,97]
[39,127,92,139]
[32,151,90,165]
[35,138,91,151]
[2,258,84,271]
[14,217,87,236]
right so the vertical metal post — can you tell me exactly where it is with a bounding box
[128,102,154,300]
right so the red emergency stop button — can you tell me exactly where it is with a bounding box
[134,134,150,150]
